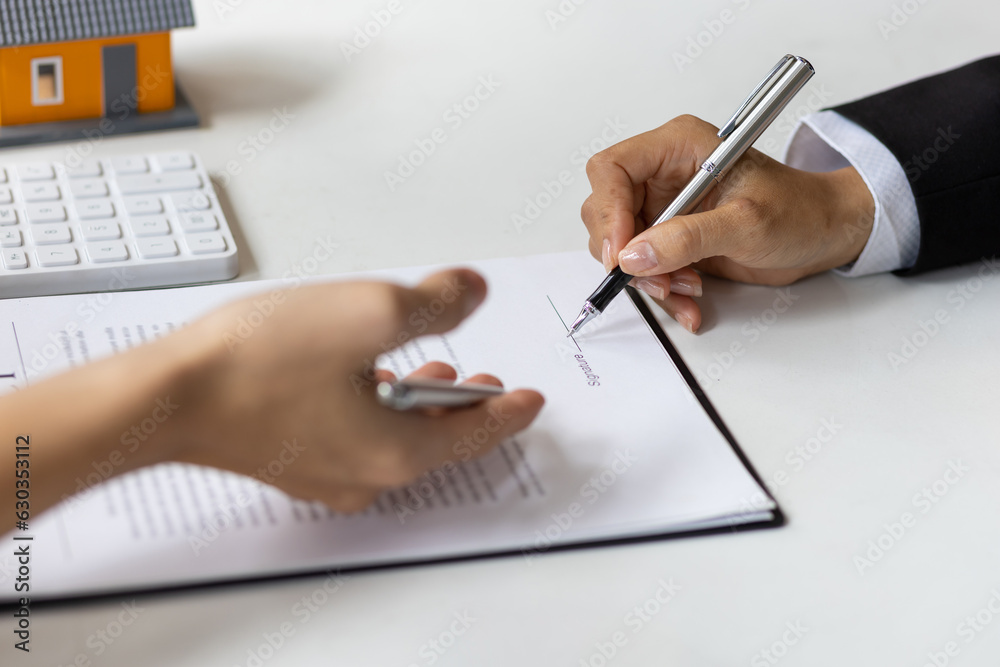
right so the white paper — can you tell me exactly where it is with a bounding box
[0,251,775,601]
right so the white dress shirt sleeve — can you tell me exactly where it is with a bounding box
[783,110,920,276]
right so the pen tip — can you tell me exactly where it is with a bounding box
[568,303,596,336]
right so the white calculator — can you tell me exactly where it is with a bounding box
[0,152,239,299]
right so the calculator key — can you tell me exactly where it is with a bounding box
[118,172,201,194]
[2,249,27,270]
[26,204,67,223]
[130,216,171,237]
[36,247,78,267]
[136,238,178,259]
[111,156,149,174]
[65,160,103,178]
[0,229,21,248]
[86,241,129,263]
[123,195,163,216]
[75,199,115,220]
[23,182,61,202]
[70,179,109,199]
[0,150,237,296]
[80,222,122,241]
[155,153,195,171]
[31,224,72,245]
[179,212,218,233]
[18,163,55,181]
[185,232,227,255]
[170,191,212,211]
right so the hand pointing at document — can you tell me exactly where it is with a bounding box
[0,269,545,516]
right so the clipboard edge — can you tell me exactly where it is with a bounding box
[624,286,785,527]
[16,286,786,609]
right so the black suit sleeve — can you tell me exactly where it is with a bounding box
[833,55,1000,275]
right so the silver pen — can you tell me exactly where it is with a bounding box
[568,54,815,336]
[376,378,504,411]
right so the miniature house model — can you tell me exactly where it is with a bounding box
[0,0,197,143]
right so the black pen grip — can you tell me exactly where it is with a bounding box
[589,266,634,312]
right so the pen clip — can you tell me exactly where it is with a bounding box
[716,54,794,139]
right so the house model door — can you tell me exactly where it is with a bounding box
[102,44,138,118]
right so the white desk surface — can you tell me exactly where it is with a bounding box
[12,0,1000,664]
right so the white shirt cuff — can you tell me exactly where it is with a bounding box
[783,110,920,276]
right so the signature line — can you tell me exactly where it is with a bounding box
[546,295,581,352]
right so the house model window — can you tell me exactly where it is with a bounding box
[31,57,64,106]
[0,1,198,145]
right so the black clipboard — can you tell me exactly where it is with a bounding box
[21,288,784,608]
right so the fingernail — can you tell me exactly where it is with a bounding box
[602,238,613,272]
[675,311,697,333]
[669,277,703,297]
[635,278,665,300]
[619,241,656,274]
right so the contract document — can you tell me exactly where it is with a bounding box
[0,251,780,601]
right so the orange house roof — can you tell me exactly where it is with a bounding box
[0,0,195,47]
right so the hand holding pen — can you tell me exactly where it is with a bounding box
[576,55,875,334]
